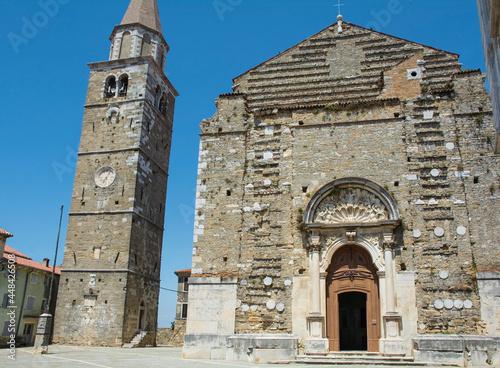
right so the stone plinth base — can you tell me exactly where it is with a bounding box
[182,334,230,359]
[227,334,297,363]
[183,333,298,363]
[413,335,500,366]
[382,339,405,356]
[34,313,52,354]
[305,337,329,355]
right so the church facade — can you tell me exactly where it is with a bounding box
[53,0,177,347]
[183,17,500,365]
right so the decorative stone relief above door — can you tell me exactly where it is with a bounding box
[313,188,389,224]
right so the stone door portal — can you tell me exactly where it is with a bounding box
[326,245,380,352]
[139,301,146,330]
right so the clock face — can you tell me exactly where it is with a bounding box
[95,167,116,188]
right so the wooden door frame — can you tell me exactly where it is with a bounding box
[326,244,381,352]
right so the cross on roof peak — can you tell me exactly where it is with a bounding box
[336,0,344,16]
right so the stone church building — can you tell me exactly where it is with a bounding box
[53,0,177,347]
[183,16,500,365]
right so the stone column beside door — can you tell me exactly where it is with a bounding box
[305,231,329,355]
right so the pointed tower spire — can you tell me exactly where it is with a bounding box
[109,0,169,67]
[121,0,162,34]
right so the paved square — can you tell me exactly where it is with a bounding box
[0,345,485,368]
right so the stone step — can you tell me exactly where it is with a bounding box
[251,63,329,76]
[356,37,389,46]
[248,75,381,92]
[365,48,422,60]
[291,354,426,366]
[290,353,460,366]
[248,76,381,93]
[247,84,380,101]
[361,40,407,51]
[247,92,382,109]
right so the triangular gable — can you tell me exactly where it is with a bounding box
[232,22,461,110]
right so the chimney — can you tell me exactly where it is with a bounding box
[0,238,5,258]
[43,258,50,267]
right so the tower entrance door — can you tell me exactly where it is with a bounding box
[326,245,380,352]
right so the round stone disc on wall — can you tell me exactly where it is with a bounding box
[434,299,444,310]
[439,270,449,279]
[434,227,445,237]
[266,300,276,310]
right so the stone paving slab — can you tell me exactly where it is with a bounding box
[0,345,486,368]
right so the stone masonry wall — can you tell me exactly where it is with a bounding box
[190,20,499,343]
[55,55,176,345]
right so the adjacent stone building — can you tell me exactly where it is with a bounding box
[157,268,190,347]
[477,0,500,153]
[184,17,500,365]
[53,0,177,347]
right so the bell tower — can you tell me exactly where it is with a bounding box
[53,0,178,346]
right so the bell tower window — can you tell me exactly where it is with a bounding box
[154,86,162,108]
[105,76,117,98]
[141,34,153,57]
[158,48,165,69]
[159,93,168,116]
[119,74,129,97]
[119,31,132,59]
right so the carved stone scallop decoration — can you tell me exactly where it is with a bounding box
[313,188,389,224]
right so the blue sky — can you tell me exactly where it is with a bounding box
[0,0,487,327]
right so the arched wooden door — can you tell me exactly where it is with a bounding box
[326,245,380,352]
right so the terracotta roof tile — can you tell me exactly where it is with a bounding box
[0,228,13,238]
[3,245,61,275]
[174,268,191,275]
[4,245,30,259]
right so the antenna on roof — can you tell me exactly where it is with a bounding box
[336,0,344,33]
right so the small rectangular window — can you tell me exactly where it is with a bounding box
[93,247,101,260]
[23,324,33,336]
[2,293,8,308]
[26,296,35,311]
[30,273,38,284]
[181,303,188,319]
[183,279,189,292]
[2,321,11,337]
